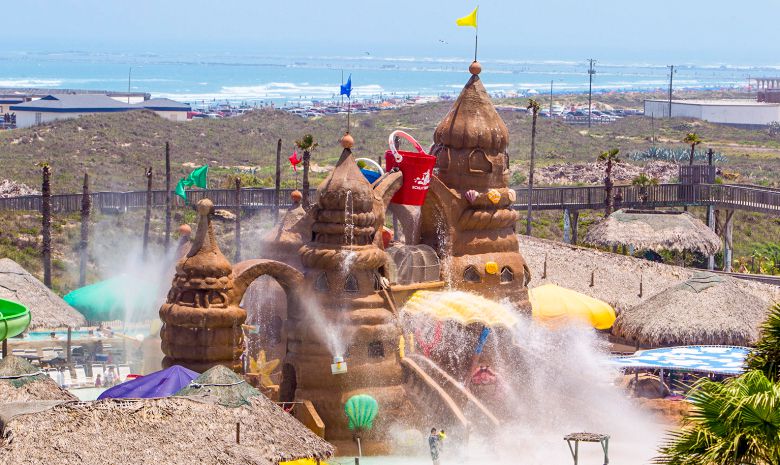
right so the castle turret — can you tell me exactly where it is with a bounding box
[284,145,409,442]
[159,199,246,372]
[422,63,531,309]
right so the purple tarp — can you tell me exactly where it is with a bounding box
[98,365,199,400]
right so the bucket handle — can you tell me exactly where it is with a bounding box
[355,158,385,175]
[388,130,424,163]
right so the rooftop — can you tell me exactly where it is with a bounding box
[10,94,135,112]
[645,98,780,107]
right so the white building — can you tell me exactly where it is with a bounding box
[133,98,191,122]
[10,94,190,128]
[644,99,780,127]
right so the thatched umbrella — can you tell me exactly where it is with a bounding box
[584,209,721,255]
[612,272,770,347]
[176,364,262,407]
[0,396,333,465]
[0,355,75,402]
[0,258,85,329]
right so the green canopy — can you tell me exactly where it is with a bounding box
[63,276,160,322]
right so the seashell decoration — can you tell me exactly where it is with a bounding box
[464,189,479,204]
[487,189,501,204]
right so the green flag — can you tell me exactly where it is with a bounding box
[175,165,208,202]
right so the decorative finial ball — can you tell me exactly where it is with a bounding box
[340,132,354,149]
[290,190,303,203]
[196,198,214,216]
[469,60,482,75]
[178,224,192,236]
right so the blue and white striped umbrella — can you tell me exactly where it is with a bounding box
[610,345,749,375]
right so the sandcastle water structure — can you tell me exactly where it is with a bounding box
[158,63,662,462]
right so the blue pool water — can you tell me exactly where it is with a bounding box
[23,329,147,341]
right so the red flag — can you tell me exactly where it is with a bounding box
[288,150,301,171]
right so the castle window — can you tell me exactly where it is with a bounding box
[368,341,385,358]
[345,273,359,293]
[435,146,450,170]
[500,266,514,284]
[179,290,197,306]
[315,273,330,292]
[468,149,492,174]
[463,266,482,283]
[207,291,227,307]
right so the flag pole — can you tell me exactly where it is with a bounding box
[474,6,479,62]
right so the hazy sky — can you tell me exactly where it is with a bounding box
[4,0,778,64]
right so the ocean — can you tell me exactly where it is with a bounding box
[0,50,772,106]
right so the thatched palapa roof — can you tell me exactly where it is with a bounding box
[0,258,85,329]
[0,396,334,465]
[584,209,722,255]
[176,364,262,407]
[0,356,76,402]
[612,272,770,347]
[518,235,780,312]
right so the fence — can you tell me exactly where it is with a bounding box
[0,183,779,215]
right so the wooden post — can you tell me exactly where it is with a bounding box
[563,208,571,243]
[66,326,72,364]
[302,149,311,208]
[706,204,715,270]
[236,422,240,444]
[274,138,282,220]
[590,269,595,287]
[570,210,580,245]
[638,273,643,298]
[164,142,172,250]
[2,339,7,359]
[79,172,91,287]
[143,167,153,258]
[41,164,52,288]
[234,177,242,262]
[723,210,734,272]
[542,254,548,279]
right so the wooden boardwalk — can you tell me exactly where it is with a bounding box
[1,183,778,216]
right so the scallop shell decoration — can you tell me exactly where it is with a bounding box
[487,189,501,205]
[507,189,517,202]
[464,189,479,204]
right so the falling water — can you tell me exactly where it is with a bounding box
[396,291,665,464]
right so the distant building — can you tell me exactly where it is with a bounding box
[755,77,780,103]
[133,98,191,122]
[10,94,191,128]
[644,99,780,127]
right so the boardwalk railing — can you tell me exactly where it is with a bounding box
[1,183,779,215]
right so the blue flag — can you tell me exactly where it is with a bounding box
[340,74,352,98]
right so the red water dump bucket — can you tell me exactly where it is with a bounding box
[385,130,437,206]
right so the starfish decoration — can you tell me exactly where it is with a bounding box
[250,350,280,387]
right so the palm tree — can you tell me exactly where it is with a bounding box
[684,132,703,166]
[746,303,780,382]
[525,98,541,236]
[295,134,318,208]
[598,148,620,216]
[631,173,659,204]
[656,370,780,465]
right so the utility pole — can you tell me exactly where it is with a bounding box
[587,59,596,128]
[667,65,675,119]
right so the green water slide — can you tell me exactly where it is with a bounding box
[0,298,31,341]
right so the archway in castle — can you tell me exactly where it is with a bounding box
[231,259,303,391]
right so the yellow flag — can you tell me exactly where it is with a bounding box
[456,7,478,28]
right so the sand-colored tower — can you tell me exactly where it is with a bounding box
[160,199,246,372]
[421,62,531,309]
[283,145,409,442]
